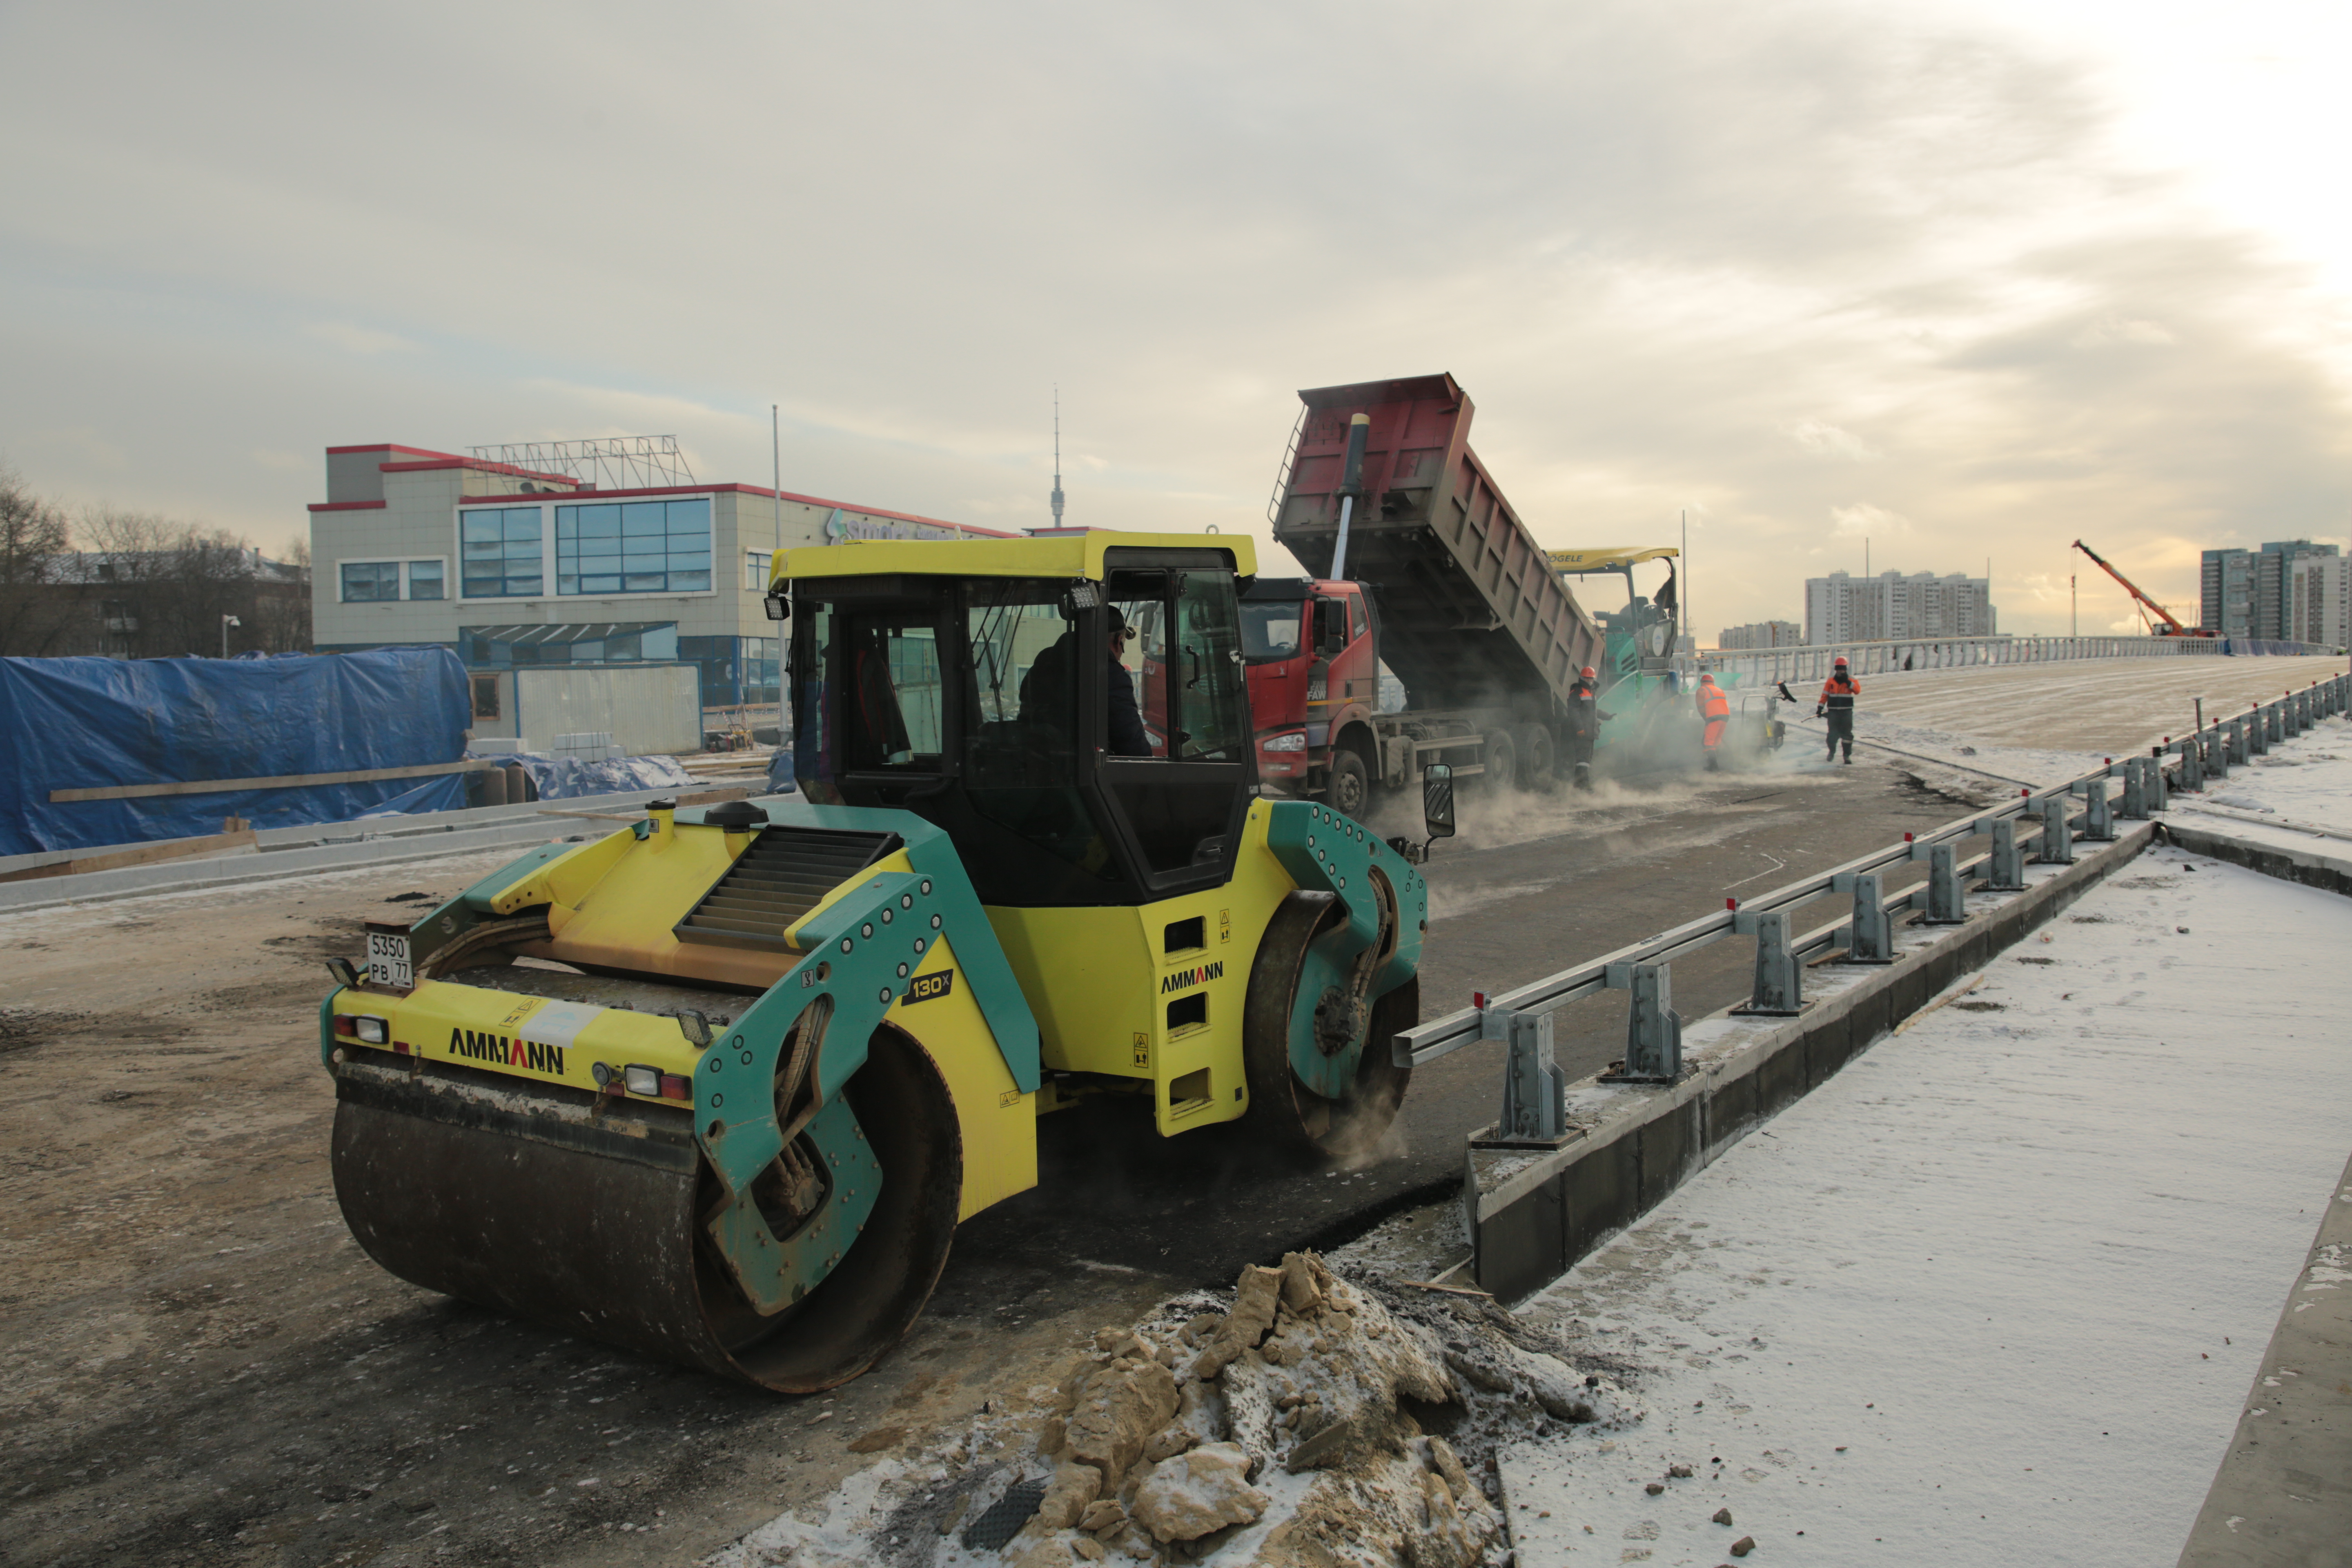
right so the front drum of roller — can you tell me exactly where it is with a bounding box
[328,1027,962,1393]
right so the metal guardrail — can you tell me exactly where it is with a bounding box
[1690,633,2338,687]
[1399,672,2352,1147]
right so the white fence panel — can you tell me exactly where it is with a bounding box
[515,664,704,759]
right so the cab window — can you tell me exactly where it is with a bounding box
[1346,592,1368,641]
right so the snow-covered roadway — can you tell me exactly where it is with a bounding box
[1494,730,2352,1567]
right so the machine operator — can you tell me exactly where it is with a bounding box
[1816,656,1858,764]
[1022,607,1154,758]
[1697,673,1729,771]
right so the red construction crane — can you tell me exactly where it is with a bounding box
[2070,539,2214,637]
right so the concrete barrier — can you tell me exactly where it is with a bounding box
[2157,821,2352,902]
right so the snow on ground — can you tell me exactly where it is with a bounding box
[2172,711,2352,860]
[1819,654,2346,757]
[1489,829,2352,1566]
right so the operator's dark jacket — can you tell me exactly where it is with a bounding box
[1022,633,1152,757]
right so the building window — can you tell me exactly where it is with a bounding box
[462,507,546,598]
[406,560,445,600]
[555,497,712,595]
[471,675,501,719]
[746,550,773,591]
[341,561,402,602]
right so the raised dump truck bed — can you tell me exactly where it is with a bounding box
[1272,373,1605,717]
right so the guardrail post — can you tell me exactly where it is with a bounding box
[1494,1008,1571,1147]
[2119,759,2147,819]
[1731,909,1806,1014]
[1835,871,1895,961]
[2228,716,2250,765]
[1600,961,1684,1083]
[2148,751,2169,811]
[2266,701,2283,745]
[2176,733,2203,791]
[2076,776,2116,841]
[1908,839,1968,922]
[2205,723,2228,781]
[1984,817,2028,890]
[2038,794,2075,864]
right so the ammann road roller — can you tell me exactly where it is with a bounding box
[320,532,1447,1391]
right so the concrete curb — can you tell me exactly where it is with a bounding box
[2177,1146,2352,1566]
[0,819,581,918]
[1468,821,2156,1300]
[2158,821,2352,901]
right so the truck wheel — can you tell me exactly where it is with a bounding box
[1326,748,1371,821]
[1479,729,1518,793]
[1242,893,1414,1160]
[1511,723,1556,789]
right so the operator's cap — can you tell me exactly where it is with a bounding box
[1579,666,1596,679]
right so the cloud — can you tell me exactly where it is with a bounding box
[1830,503,1911,537]
[0,0,2345,624]
[1791,420,1881,461]
[303,322,417,356]
[2072,314,2177,346]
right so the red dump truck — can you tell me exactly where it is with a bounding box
[1248,373,1611,813]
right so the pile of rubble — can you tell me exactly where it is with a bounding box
[722,1250,1638,1568]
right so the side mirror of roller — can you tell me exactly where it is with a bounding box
[1421,762,1457,853]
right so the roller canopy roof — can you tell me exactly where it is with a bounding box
[779,530,1254,586]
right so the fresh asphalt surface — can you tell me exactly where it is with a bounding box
[938,749,1961,1307]
[1,746,1969,1568]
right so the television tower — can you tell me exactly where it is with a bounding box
[1050,389,1066,529]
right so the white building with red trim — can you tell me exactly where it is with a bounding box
[307,442,1007,710]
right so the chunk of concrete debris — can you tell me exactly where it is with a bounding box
[1645,1481,1665,1495]
[1668,1462,1694,1479]
[1036,1414,1067,1457]
[1279,1250,1324,1315]
[1713,1506,1734,1526]
[1731,1534,1757,1557]
[1033,1459,1105,1531]
[1077,1498,1126,1534]
[1284,1413,1362,1473]
[1140,1419,1196,1466]
[1425,1435,1473,1501]
[1010,1536,1080,1568]
[1063,1356,1182,1489]
[1194,1265,1285,1378]
[1128,1442,1270,1543]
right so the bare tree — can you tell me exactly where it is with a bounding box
[78,510,295,659]
[0,460,73,656]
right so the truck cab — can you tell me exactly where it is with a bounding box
[1241,577,1381,813]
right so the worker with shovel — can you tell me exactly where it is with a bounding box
[1566,665,1612,790]
[1817,656,1859,764]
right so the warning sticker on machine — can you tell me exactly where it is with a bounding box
[903,970,955,1005]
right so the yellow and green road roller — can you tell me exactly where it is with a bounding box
[319,532,1445,1392]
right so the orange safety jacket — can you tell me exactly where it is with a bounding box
[1820,675,1859,713]
[1698,686,1730,721]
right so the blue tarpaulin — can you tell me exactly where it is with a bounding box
[0,648,474,855]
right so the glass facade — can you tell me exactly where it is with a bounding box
[340,561,401,602]
[462,508,545,598]
[406,560,444,600]
[680,635,780,705]
[555,498,712,595]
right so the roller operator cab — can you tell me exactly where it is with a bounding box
[317,531,1436,1394]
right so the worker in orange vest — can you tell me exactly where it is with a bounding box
[1817,656,1859,763]
[1697,673,1730,770]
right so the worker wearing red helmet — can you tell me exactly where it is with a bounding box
[1565,664,1610,790]
[1697,673,1730,770]
[1817,656,1859,764]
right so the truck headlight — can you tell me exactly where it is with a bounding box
[1263,732,1308,753]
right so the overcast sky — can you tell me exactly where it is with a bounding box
[3,0,2347,638]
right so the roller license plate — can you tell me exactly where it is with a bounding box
[364,926,414,990]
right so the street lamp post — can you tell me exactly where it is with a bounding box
[221,614,241,659]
